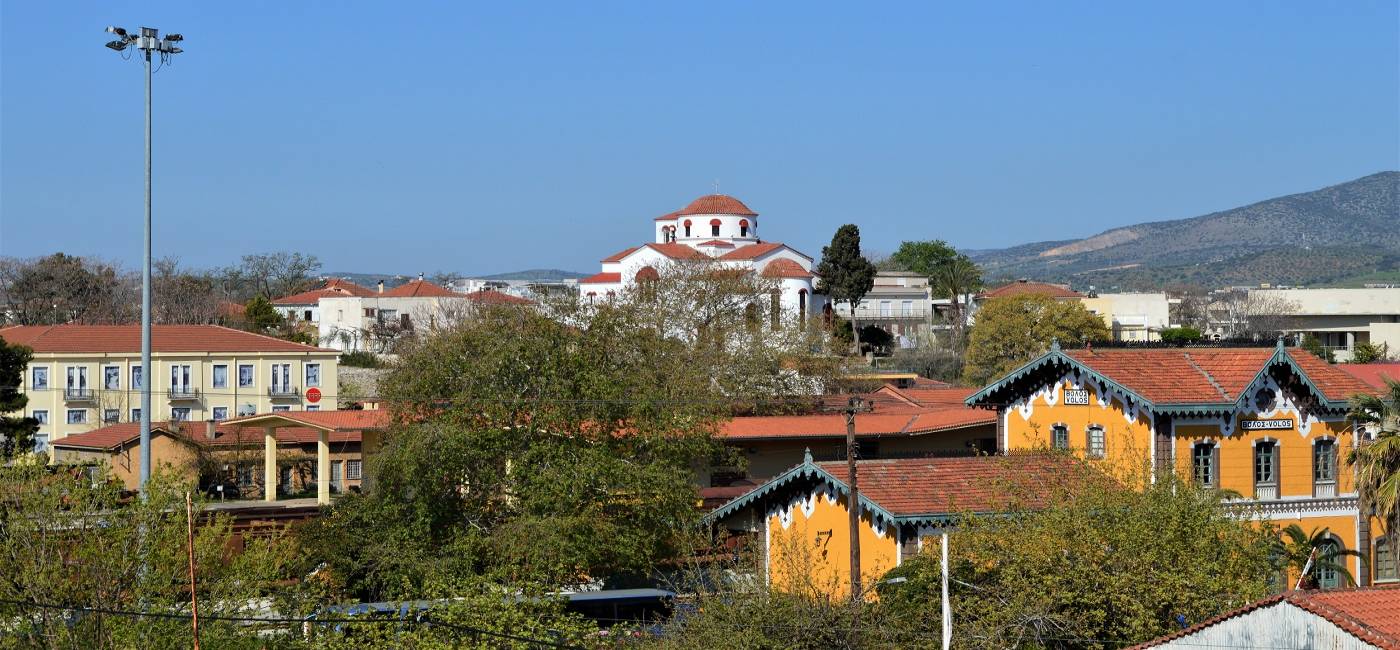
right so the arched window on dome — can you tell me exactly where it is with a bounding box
[683,220,692,238]
[739,219,750,238]
[710,218,722,237]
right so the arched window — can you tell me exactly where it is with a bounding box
[1085,425,1105,459]
[683,219,692,238]
[740,218,750,237]
[1051,424,1069,450]
[710,218,722,237]
[1316,538,1343,589]
[1192,442,1217,487]
[798,289,808,329]
[1376,536,1397,582]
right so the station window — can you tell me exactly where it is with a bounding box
[1085,425,1105,459]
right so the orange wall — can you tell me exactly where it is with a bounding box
[767,488,899,600]
[1173,416,1355,499]
[1005,377,1154,468]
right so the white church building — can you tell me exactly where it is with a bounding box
[578,194,825,324]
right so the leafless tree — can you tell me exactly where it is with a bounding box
[217,252,321,301]
[0,254,136,325]
[152,257,223,324]
[1208,289,1300,338]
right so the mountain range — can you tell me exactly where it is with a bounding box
[968,171,1399,290]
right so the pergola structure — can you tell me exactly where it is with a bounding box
[222,410,388,505]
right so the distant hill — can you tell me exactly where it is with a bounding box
[478,269,588,282]
[970,172,1399,290]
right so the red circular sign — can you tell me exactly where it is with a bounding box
[306,387,322,404]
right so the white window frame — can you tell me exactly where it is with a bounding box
[1086,425,1106,459]
[346,459,362,480]
[271,405,291,413]
[212,364,229,389]
[306,405,320,412]
[271,363,292,394]
[66,409,87,425]
[103,409,120,424]
[131,408,142,422]
[170,364,193,394]
[31,366,49,390]
[32,410,48,425]
[33,433,49,454]
[238,364,255,387]
[67,366,88,392]
[212,406,229,421]
[131,365,144,390]
[170,407,191,422]
[305,363,321,388]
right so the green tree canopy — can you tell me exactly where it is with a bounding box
[815,225,876,352]
[0,336,37,459]
[1349,379,1400,534]
[879,464,1278,648]
[963,294,1111,386]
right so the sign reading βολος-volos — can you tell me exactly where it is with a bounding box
[1064,389,1090,405]
[1241,419,1293,431]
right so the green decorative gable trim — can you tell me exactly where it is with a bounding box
[962,345,1158,413]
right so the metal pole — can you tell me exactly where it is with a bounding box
[139,42,153,493]
[186,491,201,650]
[941,532,951,650]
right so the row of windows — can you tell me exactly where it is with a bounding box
[1049,424,1107,459]
[1191,439,1338,498]
[30,405,323,454]
[660,219,751,240]
[29,363,321,392]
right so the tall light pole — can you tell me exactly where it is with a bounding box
[104,26,183,494]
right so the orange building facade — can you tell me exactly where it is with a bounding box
[965,340,1394,587]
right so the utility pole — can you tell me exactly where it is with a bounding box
[843,395,872,602]
[103,26,183,494]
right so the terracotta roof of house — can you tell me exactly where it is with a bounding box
[653,210,683,222]
[216,301,246,318]
[579,272,622,285]
[1063,347,1377,404]
[676,194,758,217]
[1340,363,1400,391]
[273,278,376,304]
[461,290,535,305]
[760,258,814,279]
[381,279,459,298]
[981,279,1083,299]
[696,240,736,248]
[601,246,642,263]
[1132,586,1400,649]
[647,243,708,260]
[720,387,994,441]
[720,242,790,261]
[50,419,365,451]
[222,409,389,431]
[812,454,1072,516]
[0,325,332,354]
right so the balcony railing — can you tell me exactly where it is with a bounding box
[1314,481,1337,498]
[63,387,97,402]
[268,386,300,399]
[168,387,201,401]
[1254,484,1278,500]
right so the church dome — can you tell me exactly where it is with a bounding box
[676,194,758,217]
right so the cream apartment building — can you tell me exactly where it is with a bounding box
[1,324,339,454]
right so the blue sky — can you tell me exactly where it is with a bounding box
[3,1,1397,276]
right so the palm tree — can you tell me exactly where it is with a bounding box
[932,257,981,351]
[1348,379,1400,535]
[1275,524,1363,589]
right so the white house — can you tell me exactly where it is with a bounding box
[315,278,534,352]
[1134,587,1400,649]
[578,194,825,323]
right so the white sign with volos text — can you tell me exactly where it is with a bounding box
[1241,419,1293,431]
[1064,389,1090,406]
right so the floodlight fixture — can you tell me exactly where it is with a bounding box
[105,26,127,36]
[105,39,129,51]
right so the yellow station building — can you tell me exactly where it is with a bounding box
[964,340,1393,587]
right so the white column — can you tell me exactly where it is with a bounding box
[317,430,330,505]
[263,426,277,502]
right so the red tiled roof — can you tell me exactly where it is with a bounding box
[1062,347,1379,404]
[381,279,459,298]
[1133,586,1400,649]
[50,419,365,451]
[461,290,535,305]
[601,246,642,263]
[273,278,376,304]
[1340,363,1400,391]
[719,242,788,260]
[696,240,736,248]
[0,325,332,354]
[217,301,246,318]
[579,272,622,285]
[903,387,979,407]
[653,210,682,222]
[720,401,994,441]
[811,454,1076,516]
[760,258,813,279]
[647,243,708,260]
[677,194,758,217]
[981,279,1083,299]
[223,409,389,431]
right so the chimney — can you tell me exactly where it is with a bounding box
[377,280,384,294]
[204,419,218,440]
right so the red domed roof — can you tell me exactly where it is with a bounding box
[676,194,758,217]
